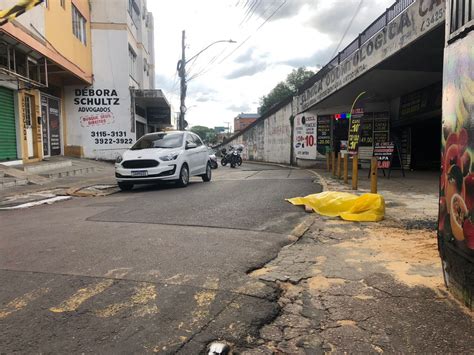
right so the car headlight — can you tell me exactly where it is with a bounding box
[116,155,123,163]
[160,153,179,161]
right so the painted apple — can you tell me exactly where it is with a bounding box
[446,165,464,211]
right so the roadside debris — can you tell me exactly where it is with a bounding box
[67,184,119,197]
[287,191,385,222]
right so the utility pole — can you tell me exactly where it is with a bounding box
[176,34,236,131]
[178,30,187,131]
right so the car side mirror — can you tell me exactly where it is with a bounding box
[186,142,197,150]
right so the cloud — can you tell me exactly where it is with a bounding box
[225,61,268,79]
[155,73,179,93]
[226,103,251,112]
[251,0,316,22]
[280,47,335,68]
[305,1,391,42]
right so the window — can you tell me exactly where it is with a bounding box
[450,0,473,34]
[72,5,87,45]
[191,133,203,146]
[128,0,140,26]
[60,0,65,9]
[128,45,137,79]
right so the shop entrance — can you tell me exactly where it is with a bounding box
[41,95,62,156]
[411,117,441,170]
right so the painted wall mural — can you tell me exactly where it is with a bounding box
[439,30,474,309]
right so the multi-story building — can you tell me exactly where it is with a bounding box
[0,0,92,164]
[64,0,171,160]
[234,113,259,133]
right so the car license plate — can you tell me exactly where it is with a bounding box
[131,170,148,177]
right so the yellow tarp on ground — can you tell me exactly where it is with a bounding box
[287,191,385,222]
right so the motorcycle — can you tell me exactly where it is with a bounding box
[220,148,229,166]
[221,146,243,168]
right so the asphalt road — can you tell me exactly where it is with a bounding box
[0,163,320,353]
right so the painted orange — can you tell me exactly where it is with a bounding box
[2,21,92,84]
[44,0,92,80]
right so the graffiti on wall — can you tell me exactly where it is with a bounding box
[439,31,474,308]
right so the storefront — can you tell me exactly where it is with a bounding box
[0,86,18,162]
[392,82,442,170]
[40,94,62,157]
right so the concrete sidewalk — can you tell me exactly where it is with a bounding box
[240,168,473,354]
[0,158,117,208]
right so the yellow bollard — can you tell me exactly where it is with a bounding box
[352,154,358,190]
[370,157,378,193]
[343,153,348,184]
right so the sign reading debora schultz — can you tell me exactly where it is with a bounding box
[296,0,445,113]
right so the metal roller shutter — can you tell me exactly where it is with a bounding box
[0,87,17,161]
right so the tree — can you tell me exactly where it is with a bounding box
[258,67,315,114]
[190,125,217,145]
[286,67,315,93]
[258,82,293,114]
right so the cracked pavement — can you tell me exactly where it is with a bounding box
[241,170,473,354]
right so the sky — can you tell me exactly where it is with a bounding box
[149,0,395,131]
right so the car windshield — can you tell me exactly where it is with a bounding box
[131,132,184,150]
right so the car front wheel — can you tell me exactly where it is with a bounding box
[176,164,189,187]
[201,162,212,182]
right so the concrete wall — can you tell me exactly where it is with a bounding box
[222,101,293,165]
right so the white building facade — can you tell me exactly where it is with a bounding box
[64,0,171,160]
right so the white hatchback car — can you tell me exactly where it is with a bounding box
[115,131,211,190]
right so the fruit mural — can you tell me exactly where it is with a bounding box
[440,36,474,251]
[439,30,474,308]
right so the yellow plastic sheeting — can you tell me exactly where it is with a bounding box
[287,191,385,222]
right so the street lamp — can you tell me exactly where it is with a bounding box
[177,31,236,130]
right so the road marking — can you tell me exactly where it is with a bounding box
[0,287,50,318]
[192,277,218,323]
[95,283,157,318]
[49,279,114,313]
[0,196,72,210]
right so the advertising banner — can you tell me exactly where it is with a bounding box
[294,113,316,160]
[316,115,331,155]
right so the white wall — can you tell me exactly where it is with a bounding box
[64,28,133,160]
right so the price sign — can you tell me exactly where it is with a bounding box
[373,142,395,169]
[317,115,331,155]
[294,114,317,159]
[348,117,361,155]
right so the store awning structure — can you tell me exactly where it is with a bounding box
[133,89,171,126]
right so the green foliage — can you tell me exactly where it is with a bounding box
[258,67,315,114]
[190,125,217,145]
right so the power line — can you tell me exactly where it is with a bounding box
[329,0,364,61]
[218,0,287,65]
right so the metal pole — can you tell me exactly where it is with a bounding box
[343,153,348,184]
[370,157,378,193]
[178,30,186,130]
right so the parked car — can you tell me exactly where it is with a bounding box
[208,147,218,169]
[115,131,211,190]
